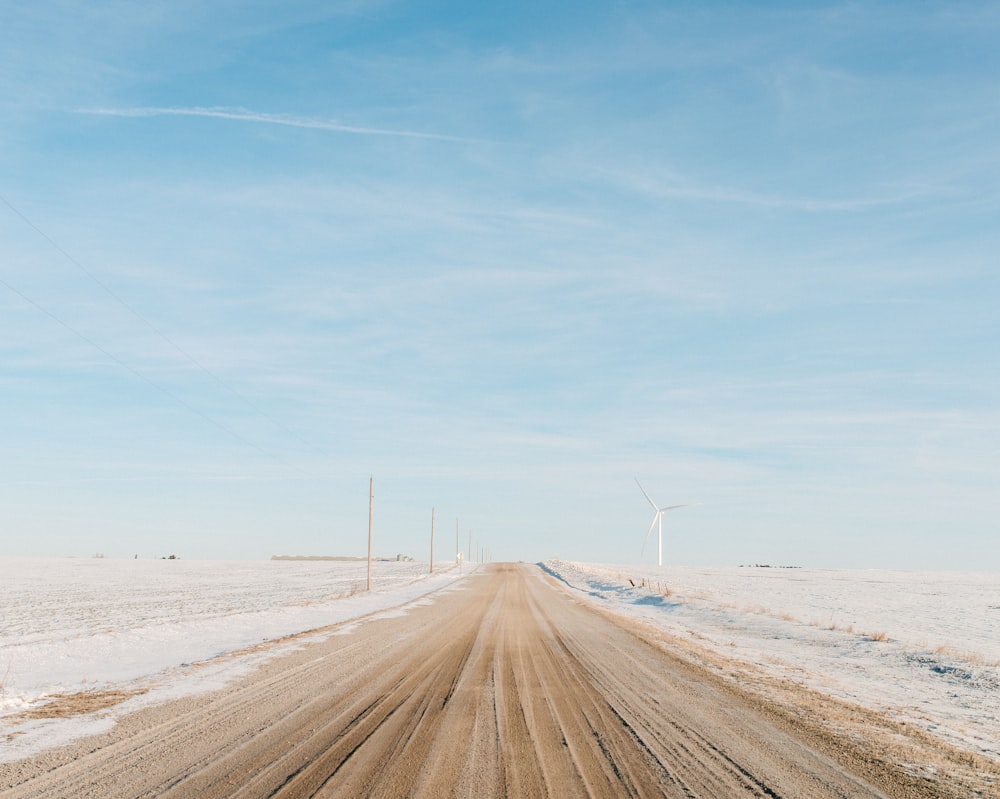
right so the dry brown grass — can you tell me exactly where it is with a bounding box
[827,621,854,633]
[13,688,148,721]
[933,645,1000,668]
[612,612,1000,799]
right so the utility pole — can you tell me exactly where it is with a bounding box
[367,476,374,591]
[430,507,435,574]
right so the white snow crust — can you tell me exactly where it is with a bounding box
[542,560,1000,763]
[0,556,476,760]
[3,557,997,766]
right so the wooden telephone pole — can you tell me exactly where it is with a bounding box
[367,476,374,591]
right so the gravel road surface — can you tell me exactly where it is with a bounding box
[0,564,968,797]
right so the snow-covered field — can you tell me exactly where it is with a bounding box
[3,557,998,769]
[0,556,474,761]
[543,560,1000,763]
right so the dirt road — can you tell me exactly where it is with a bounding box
[0,564,958,797]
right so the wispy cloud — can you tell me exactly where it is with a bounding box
[76,105,483,143]
[596,166,929,212]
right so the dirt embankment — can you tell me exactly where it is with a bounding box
[2,564,995,798]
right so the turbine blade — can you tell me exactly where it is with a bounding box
[641,512,659,554]
[660,504,690,512]
[635,478,659,511]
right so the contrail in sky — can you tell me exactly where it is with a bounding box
[78,105,479,143]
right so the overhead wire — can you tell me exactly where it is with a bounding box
[0,271,311,477]
[1,193,334,464]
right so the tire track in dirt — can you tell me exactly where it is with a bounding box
[0,564,959,798]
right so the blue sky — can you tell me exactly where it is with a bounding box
[2,1,998,567]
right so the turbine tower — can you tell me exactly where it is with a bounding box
[636,478,690,567]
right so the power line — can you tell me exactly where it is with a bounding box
[1,192,332,468]
[0,267,309,478]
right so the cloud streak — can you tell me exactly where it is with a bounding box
[595,166,929,213]
[77,105,483,143]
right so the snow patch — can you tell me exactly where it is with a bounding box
[542,560,1000,763]
[0,557,477,760]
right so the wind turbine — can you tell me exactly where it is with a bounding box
[636,478,690,567]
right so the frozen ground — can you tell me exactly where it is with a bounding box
[3,557,997,769]
[542,560,1000,763]
[0,556,476,760]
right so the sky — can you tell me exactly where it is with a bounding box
[1,1,998,568]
